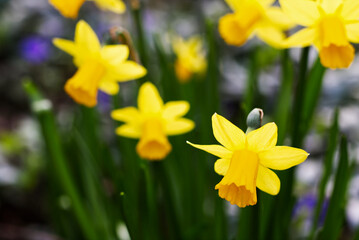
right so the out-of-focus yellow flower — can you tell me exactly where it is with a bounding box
[280,0,359,69]
[53,20,146,107]
[112,82,195,160]
[49,0,125,19]
[188,113,308,208]
[172,36,207,83]
[219,0,292,48]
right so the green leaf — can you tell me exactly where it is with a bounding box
[318,136,351,240]
[310,109,339,238]
[24,81,98,240]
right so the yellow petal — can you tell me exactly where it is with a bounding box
[255,25,287,49]
[165,119,194,135]
[111,107,141,123]
[319,15,347,47]
[214,158,231,176]
[115,124,141,138]
[284,27,316,47]
[101,45,129,65]
[109,61,147,81]
[258,146,309,170]
[163,101,190,119]
[257,0,276,7]
[98,81,119,95]
[279,0,319,26]
[75,20,101,53]
[247,122,277,152]
[346,22,359,43]
[53,39,77,56]
[64,60,106,107]
[320,0,342,14]
[49,0,85,18]
[136,119,171,160]
[341,0,359,20]
[265,7,293,29]
[186,142,233,159]
[212,113,246,150]
[174,60,192,83]
[138,82,163,114]
[319,43,355,69]
[218,13,251,47]
[93,0,126,14]
[256,165,280,195]
[215,150,259,207]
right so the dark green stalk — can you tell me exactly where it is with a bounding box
[275,49,294,145]
[292,47,310,147]
[236,205,259,240]
[141,161,159,240]
[131,0,151,84]
[310,110,339,239]
[243,47,259,116]
[272,47,310,240]
[153,161,183,240]
[73,130,115,240]
[23,81,98,240]
[318,136,351,240]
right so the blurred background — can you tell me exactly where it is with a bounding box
[1,0,359,239]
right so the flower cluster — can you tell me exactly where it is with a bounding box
[219,0,359,69]
[49,0,313,208]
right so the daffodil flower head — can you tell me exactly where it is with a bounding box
[187,113,309,208]
[112,82,195,160]
[172,36,207,83]
[219,0,293,48]
[280,0,359,69]
[49,0,126,18]
[53,20,146,107]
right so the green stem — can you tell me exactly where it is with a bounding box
[309,110,339,239]
[131,1,151,84]
[243,47,259,116]
[141,161,159,240]
[275,49,294,145]
[24,82,98,240]
[292,47,310,147]
[154,161,183,240]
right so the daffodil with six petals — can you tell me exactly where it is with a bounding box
[219,0,292,48]
[112,82,195,160]
[280,0,359,69]
[172,36,207,83]
[53,20,146,107]
[188,113,308,208]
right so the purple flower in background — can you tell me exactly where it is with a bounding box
[292,193,330,234]
[97,90,113,112]
[19,36,51,64]
[293,194,317,218]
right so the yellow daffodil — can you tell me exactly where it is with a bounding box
[188,113,308,208]
[219,0,292,48]
[172,36,207,83]
[112,82,195,160]
[53,20,146,107]
[280,0,359,69]
[49,0,125,19]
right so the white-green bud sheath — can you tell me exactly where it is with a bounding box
[246,108,263,134]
